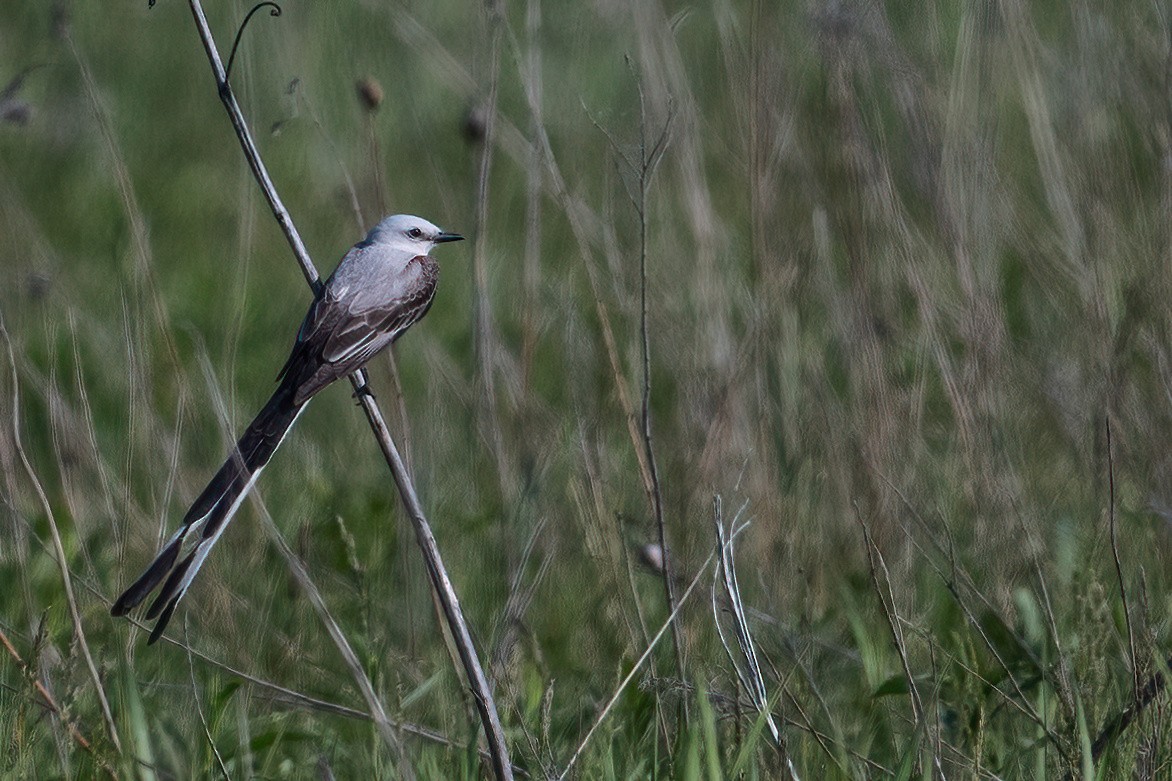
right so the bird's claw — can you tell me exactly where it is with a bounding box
[352,385,376,404]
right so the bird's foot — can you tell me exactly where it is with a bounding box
[352,384,376,404]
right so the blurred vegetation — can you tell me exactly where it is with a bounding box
[3,0,1172,777]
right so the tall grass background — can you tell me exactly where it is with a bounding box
[2,0,1171,777]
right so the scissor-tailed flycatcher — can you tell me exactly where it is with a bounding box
[111,214,463,643]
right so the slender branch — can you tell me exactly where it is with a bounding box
[181,3,512,777]
[494,18,659,517]
[629,69,685,692]
[1106,417,1139,701]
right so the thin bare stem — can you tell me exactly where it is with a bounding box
[855,505,925,728]
[558,551,715,779]
[0,627,116,777]
[632,92,685,692]
[470,0,512,507]
[587,58,683,693]
[520,0,543,396]
[712,496,781,747]
[183,619,231,780]
[181,3,512,777]
[259,502,415,776]
[494,19,657,514]
[0,317,123,756]
[224,2,281,83]
[1106,417,1139,701]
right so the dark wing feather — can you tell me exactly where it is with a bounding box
[322,283,437,365]
[287,257,437,404]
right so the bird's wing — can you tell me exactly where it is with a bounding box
[321,276,436,364]
[281,255,437,404]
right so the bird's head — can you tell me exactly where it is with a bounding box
[365,214,464,255]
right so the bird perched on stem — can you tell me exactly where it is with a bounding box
[111,214,464,643]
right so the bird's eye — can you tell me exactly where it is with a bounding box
[408,228,423,239]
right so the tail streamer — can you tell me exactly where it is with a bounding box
[111,382,306,643]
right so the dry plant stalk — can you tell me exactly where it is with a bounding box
[587,64,684,689]
[183,619,231,780]
[558,551,716,779]
[1,318,123,757]
[629,85,684,692]
[470,0,512,505]
[711,497,805,780]
[1105,418,1139,700]
[179,2,513,777]
[854,506,924,728]
[143,621,507,764]
[0,626,116,778]
[711,497,781,746]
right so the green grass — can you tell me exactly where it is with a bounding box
[3,0,1172,777]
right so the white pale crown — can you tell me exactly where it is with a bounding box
[365,214,451,255]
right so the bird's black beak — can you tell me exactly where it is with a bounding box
[434,231,464,243]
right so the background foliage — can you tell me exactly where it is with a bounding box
[3,0,1172,777]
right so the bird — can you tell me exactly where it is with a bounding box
[111,214,464,644]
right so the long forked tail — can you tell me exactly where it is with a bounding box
[111,382,306,644]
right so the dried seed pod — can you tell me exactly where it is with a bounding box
[356,77,383,112]
[462,103,487,144]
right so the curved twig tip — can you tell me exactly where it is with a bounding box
[225,2,283,84]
